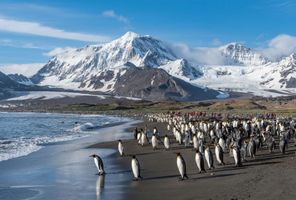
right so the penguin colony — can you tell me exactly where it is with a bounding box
[90,112,296,181]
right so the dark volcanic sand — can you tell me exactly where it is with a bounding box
[92,120,296,200]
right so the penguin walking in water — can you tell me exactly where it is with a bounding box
[215,143,225,165]
[205,146,215,170]
[195,150,206,173]
[118,140,124,156]
[232,146,242,167]
[176,152,189,180]
[164,135,170,150]
[90,154,105,175]
[151,133,158,150]
[131,155,142,181]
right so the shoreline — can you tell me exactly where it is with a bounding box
[0,112,133,163]
[0,117,140,200]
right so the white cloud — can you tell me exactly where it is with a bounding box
[260,34,296,61]
[0,17,111,42]
[102,10,129,23]
[170,43,226,65]
[211,38,222,46]
[43,47,76,57]
[0,63,45,77]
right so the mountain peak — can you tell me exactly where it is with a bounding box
[221,42,248,51]
[120,31,140,40]
[219,42,268,66]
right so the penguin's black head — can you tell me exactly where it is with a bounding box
[132,155,136,159]
[165,134,168,137]
[118,139,122,142]
[176,152,181,156]
[196,150,199,153]
[89,154,96,158]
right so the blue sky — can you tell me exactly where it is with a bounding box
[0,0,296,75]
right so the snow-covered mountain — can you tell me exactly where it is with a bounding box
[0,71,35,99]
[219,43,268,66]
[31,32,208,100]
[29,32,296,99]
[8,74,33,85]
[260,53,296,88]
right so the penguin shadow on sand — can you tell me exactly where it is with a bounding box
[190,171,247,181]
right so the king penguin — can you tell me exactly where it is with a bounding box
[176,152,189,180]
[195,150,206,173]
[131,155,142,181]
[232,146,242,167]
[118,140,124,156]
[90,154,105,175]
[151,133,158,150]
[205,145,215,170]
[164,135,170,150]
[215,143,225,165]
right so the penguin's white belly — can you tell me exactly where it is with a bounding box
[218,138,225,151]
[164,138,170,149]
[132,160,139,178]
[141,134,147,145]
[118,143,123,155]
[215,147,222,164]
[193,137,198,149]
[233,149,238,165]
[195,154,201,170]
[152,136,158,148]
[177,158,184,177]
[94,158,101,172]
[205,150,211,167]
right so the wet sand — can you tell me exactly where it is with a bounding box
[93,120,296,200]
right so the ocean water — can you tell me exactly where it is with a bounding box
[0,112,128,162]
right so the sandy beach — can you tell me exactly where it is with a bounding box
[93,120,296,200]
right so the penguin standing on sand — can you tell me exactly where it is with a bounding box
[176,152,188,180]
[151,133,158,150]
[118,140,124,156]
[215,143,225,165]
[267,136,276,153]
[232,146,242,167]
[164,135,170,150]
[90,154,105,175]
[140,130,149,146]
[248,137,256,158]
[241,140,248,161]
[193,134,198,149]
[205,146,214,170]
[131,155,142,181]
[279,137,287,154]
[195,150,206,173]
